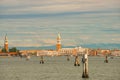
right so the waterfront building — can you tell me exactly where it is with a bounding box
[58,47,86,56]
[89,49,97,56]
[111,50,120,56]
[20,50,58,56]
[100,49,111,56]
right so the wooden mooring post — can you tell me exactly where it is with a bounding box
[104,55,108,63]
[40,56,44,64]
[74,55,80,66]
[67,55,70,61]
[82,49,89,78]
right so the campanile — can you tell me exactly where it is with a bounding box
[56,33,61,51]
[4,34,9,52]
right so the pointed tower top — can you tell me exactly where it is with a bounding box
[5,34,8,41]
[57,33,61,39]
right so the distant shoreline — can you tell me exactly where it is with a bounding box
[16,43,120,50]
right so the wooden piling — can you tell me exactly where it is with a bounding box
[67,55,70,61]
[40,56,44,64]
[74,55,80,66]
[82,49,89,78]
[104,55,108,63]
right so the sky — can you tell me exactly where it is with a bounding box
[0,0,120,47]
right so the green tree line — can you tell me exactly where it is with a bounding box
[2,47,19,52]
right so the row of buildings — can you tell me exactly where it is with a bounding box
[19,33,120,56]
[0,33,120,56]
[20,33,86,56]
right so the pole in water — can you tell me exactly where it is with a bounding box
[26,54,30,61]
[40,56,44,64]
[67,55,70,61]
[104,55,108,63]
[74,55,80,66]
[82,49,89,78]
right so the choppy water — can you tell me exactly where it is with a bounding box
[0,56,120,80]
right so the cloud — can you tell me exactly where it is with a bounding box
[42,39,56,45]
[0,0,120,47]
[0,0,119,15]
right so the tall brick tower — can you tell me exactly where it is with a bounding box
[56,33,61,51]
[4,34,9,52]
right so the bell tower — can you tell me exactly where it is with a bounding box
[4,34,9,52]
[56,33,61,51]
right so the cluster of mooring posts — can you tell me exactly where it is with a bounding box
[104,55,108,63]
[73,48,89,78]
[40,56,44,64]
[22,49,90,78]
[19,48,111,79]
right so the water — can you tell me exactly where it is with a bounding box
[0,56,120,80]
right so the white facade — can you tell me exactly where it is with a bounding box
[58,47,86,55]
[37,50,58,56]
[58,48,74,55]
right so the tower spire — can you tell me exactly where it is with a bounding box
[5,34,8,42]
[56,33,61,51]
[57,33,61,39]
[4,34,9,52]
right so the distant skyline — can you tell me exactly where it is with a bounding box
[0,0,120,47]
